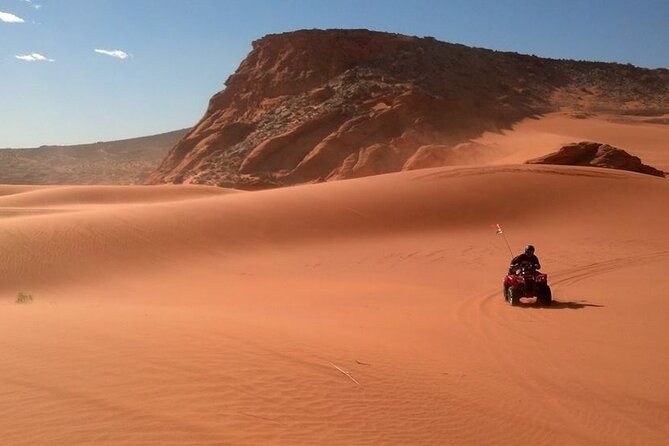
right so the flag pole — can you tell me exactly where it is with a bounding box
[501,232,514,258]
[494,224,514,258]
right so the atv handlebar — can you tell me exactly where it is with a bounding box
[509,262,540,275]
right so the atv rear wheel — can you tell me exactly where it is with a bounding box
[507,286,522,306]
[536,285,552,306]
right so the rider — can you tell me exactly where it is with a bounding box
[509,245,541,274]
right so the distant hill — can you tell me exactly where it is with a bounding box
[0,129,189,185]
[147,29,669,189]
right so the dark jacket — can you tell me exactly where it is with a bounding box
[509,253,541,273]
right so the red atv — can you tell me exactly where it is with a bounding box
[503,261,552,306]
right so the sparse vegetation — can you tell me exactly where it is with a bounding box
[16,292,33,304]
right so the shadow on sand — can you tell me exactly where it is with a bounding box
[548,300,604,310]
[516,298,604,310]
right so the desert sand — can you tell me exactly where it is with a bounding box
[1,115,668,445]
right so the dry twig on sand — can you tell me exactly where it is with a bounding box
[328,362,360,385]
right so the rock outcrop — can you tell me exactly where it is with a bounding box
[148,29,669,188]
[526,142,666,177]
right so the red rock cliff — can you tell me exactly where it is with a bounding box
[148,29,669,188]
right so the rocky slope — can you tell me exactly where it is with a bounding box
[148,29,669,188]
[526,141,666,177]
[1,129,188,185]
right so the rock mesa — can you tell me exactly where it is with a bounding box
[148,29,669,188]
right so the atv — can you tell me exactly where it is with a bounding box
[503,261,552,306]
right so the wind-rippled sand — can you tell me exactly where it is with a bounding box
[1,116,668,445]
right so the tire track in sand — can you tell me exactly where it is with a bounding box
[456,249,669,445]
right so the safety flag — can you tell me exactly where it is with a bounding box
[492,223,513,257]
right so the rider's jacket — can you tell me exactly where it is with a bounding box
[509,253,541,273]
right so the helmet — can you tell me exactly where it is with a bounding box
[525,245,535,255]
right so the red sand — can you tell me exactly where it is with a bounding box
[1,115,668,444]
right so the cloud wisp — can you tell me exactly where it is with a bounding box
[0,11,25,22]
[21,0,42,10]
[16,53,54,62]
[94,49,130,60]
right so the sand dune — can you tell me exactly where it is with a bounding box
[474,112,669,172]
[0,184,230,208]
[1,160,668,444]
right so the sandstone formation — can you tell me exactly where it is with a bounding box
[148,29,669,188]
[526,141,666,177]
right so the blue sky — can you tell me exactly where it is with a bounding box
[1,0,668,148]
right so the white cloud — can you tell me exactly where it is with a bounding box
[94,49,130,60]
[0,11,25,22]
[21,0,42,10]
[15,53,54,62]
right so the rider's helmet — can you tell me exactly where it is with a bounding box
[525,245,535,255]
